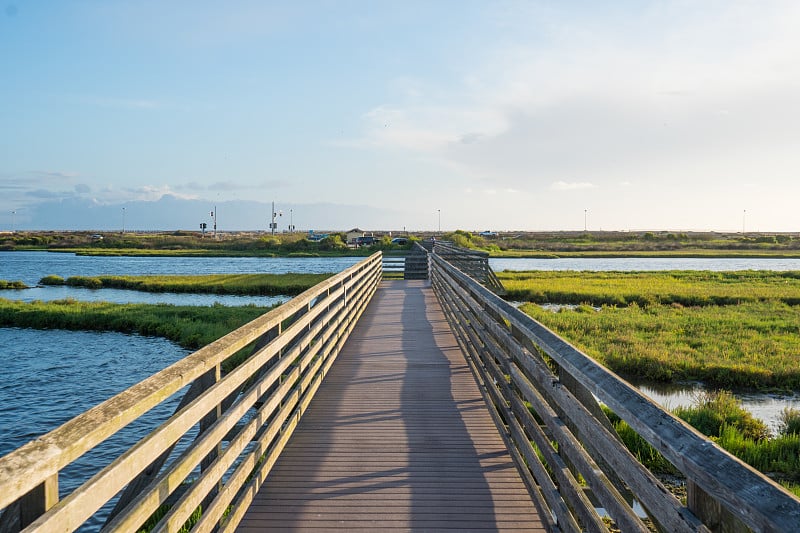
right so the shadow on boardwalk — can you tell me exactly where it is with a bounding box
[237,280,543,532]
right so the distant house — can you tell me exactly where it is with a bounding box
[346,228,366,245]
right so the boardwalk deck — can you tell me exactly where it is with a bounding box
[238,280,544,532]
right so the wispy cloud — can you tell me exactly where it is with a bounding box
[124,185,199,201]
[550,181,597,191]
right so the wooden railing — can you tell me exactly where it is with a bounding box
[429,251,800,532]
[380,243,428,280]
[0,252,383,532]
[431,241,505,294]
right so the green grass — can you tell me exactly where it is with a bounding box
[519,300,800,390]
[40,273,333,296]
[0,298,271,350]
[602,395,800,496]
[0,280,28,289]
[504,270,800,390]
[500,270,800,307]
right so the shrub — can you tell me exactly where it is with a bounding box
[66,276,103,289]
[674,390,770,441]
[40,275,65,285]
[0,280,28,289]
[778,407,800,436]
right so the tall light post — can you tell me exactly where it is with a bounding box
[122,207,126,234]
[11,210,16,233]
[210,206,217,239]
[584,209,588,232]
[742,209,746,233]
[270,201,282,235]
[290,208,294,232]
[438,209,441,234]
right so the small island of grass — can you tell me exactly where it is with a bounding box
[0,280,28,290]
[39,273,333,296]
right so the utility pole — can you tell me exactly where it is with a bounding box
[270,202,282,235]
[210,206,217,239]
[122,207,125,234]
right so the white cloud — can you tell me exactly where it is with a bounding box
[550,181,597,191]
[349,1,800,205]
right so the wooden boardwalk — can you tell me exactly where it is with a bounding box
[238,280,544,532]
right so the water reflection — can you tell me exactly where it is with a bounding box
[634,381,800,433]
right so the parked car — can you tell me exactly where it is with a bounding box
[355,236,376,246]
[391,237,408,245]
[479,230,497,237]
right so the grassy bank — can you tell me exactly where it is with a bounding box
[0,298,270,350]
[503,270,800,390]
[0,280,28,289]
[2,230,414,257]
[40,273,333,296]
[605,393,800,496]
[499,270,800,306]
[520,300,800,389]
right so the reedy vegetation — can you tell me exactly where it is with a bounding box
[502,270,800,389]
[40,273,333,296]
[0,298,270,350]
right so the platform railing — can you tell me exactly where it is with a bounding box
[430,251,800,532]
[0,252,383,533]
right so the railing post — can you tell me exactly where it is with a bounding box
[19,474,58,530]
[687,480,749,533]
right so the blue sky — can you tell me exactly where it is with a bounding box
[2,1,799,232]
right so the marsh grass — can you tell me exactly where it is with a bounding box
[40,273,333,296]
[0,280,28,289]
[0,298,270,350]
[520,300,800,389]
[500,270,800,307]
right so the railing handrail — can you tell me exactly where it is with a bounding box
[429,251,800,532]
[0,252,383,532]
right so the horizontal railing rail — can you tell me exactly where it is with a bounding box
[432,241,504,294]
[429,251,800,532]
[0,252,383,533]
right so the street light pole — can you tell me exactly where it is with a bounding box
[122,207,126,234]
[584,209,588,232]
[743,209,746,233]
[211,206,217,239]
[11,210,16,233]
[438,209,441,234]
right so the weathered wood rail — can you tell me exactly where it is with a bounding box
[429,250,800,532]
[0,253,382,532]
[380,243,428,280]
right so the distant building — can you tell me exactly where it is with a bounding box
[346,228,366,244]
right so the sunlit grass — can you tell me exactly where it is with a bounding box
[500,270,800,307]
[40,273,333,296]
[520,300,800,389]
[0,298,271,350]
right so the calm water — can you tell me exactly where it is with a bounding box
[0,251,361,306]
[0,328,191,531]
[490,256,800,272]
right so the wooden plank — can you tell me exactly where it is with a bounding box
[237,280,543,532]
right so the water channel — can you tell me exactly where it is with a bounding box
[1,251,799,528]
